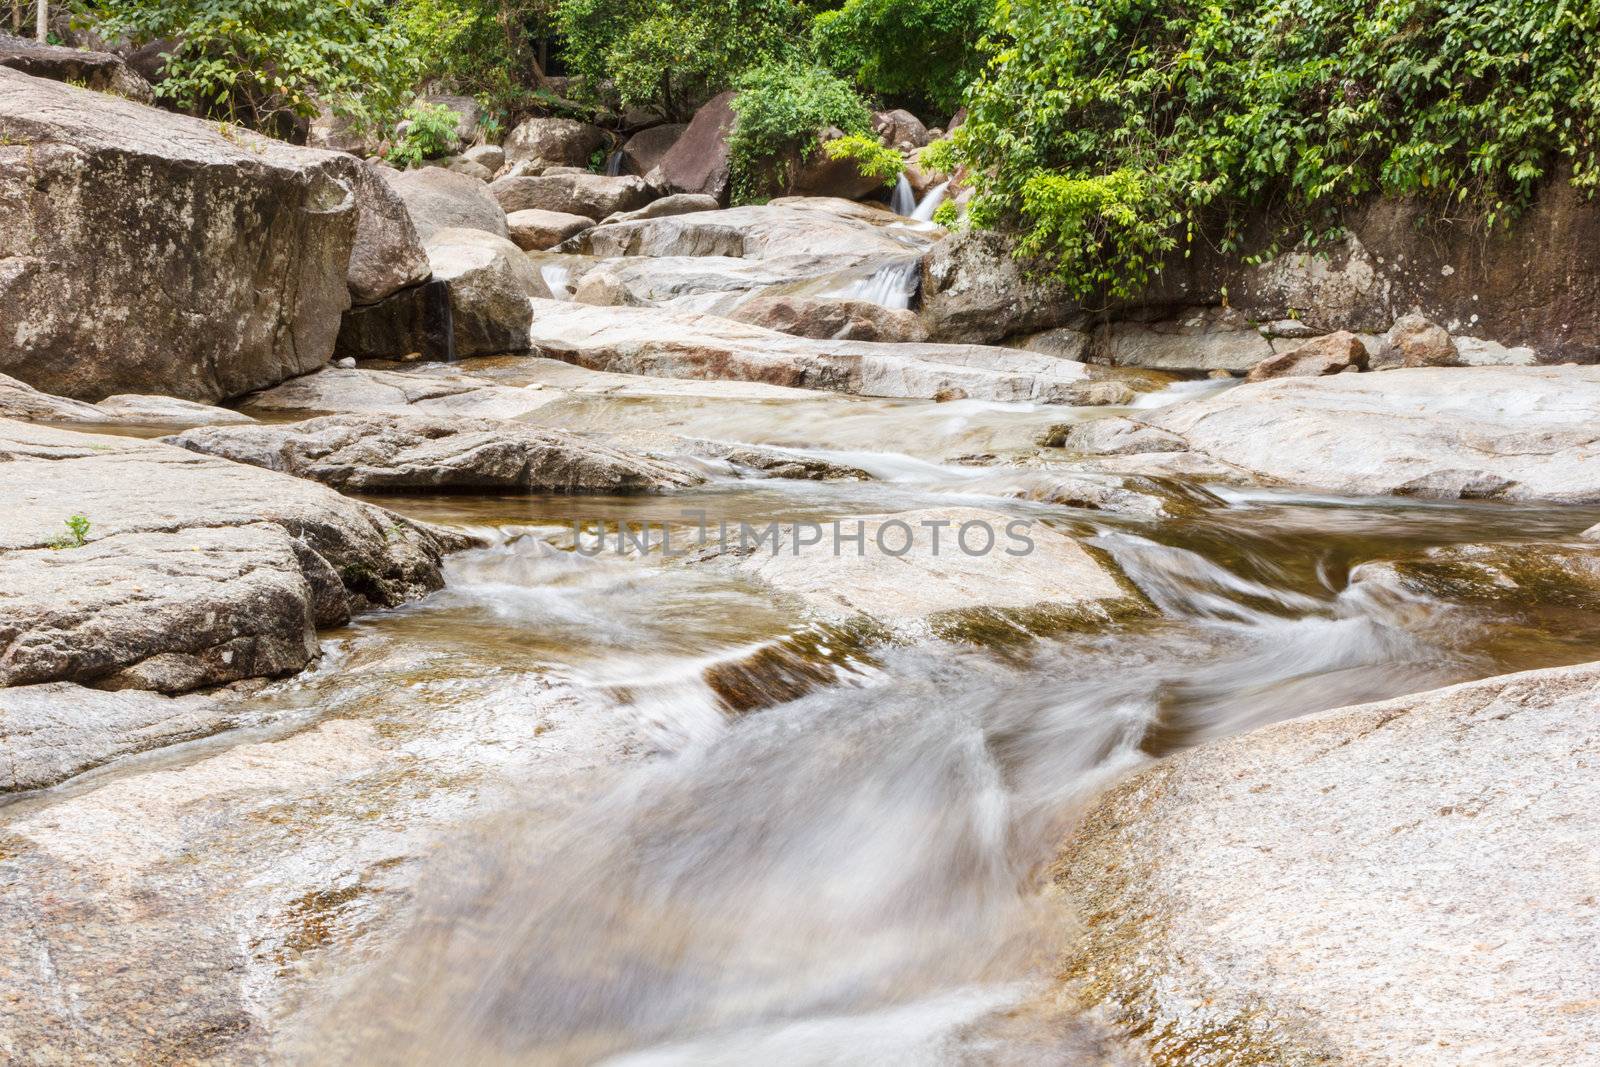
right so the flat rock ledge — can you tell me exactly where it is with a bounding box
[1130,366,1600,502]
[167,412,706,494]
[0,420,471,693]
[1053,660,1600,1065]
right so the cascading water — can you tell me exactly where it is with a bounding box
[825,257,921,310]
[910,180,950,223]
[889,173,916,217]
[540,263,575,300]
[605,148,625,176]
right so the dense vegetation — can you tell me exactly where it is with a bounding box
[947,0,1600,297]
[83,0,1600,299]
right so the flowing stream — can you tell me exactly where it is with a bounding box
[12,375,1600,1065]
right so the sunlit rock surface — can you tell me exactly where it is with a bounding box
[1056,660,1600,1065]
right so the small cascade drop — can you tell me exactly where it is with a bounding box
[541,264,574,300]
[889,173,916,216]
[910,180,950,223]
[828,257,921,310]
[604,148,625,176]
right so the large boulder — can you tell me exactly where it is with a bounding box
[242,367,565,421]
[1141,365,1600,502]
[347,164,431,304]
[651,90,736,202]
[506,208,595,251]
[503,116,608,171]
[1056,661,1600,1065]
[1092,309,1275,373]
[619,123,687,176]
[525,299,1101,403]
[600,192,720,226]
[730,294,928,343]
[552,253,876,312]
[0,31,152,102]
[919,230,1080,344]
[425,228,548,357]
[417,93,480,150]
[490,172,654,221]
[168,412,705,494]
[1245,330,1369,381]
[0,420,467,693]
[379,166,508,242]
[781,133,895,201]
[0,70,360,403]
[872,109,929,150]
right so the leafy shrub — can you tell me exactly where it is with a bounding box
[812,0,993,114]
[728,62,874,201]
[931,199,960,227]
[821,133,904,186]
[389,102,462,168]
[396,0,559,120]
[953,0,1600,299]
[99,0,418,134]
[556,0,801,119]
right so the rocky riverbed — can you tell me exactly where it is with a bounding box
[3,56,1599,1067]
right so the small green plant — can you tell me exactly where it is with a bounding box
[821,133,903,186]
[728,62,876,202]
[588,146,608,173]
[49,514,91,550]
[931,199,960,227]
[389,102,460,168]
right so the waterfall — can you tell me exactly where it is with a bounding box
[910,181,950,223]
[889,173,916,216]
[604,148,625,176]
[828,257,921,310]
[541,264,574,300]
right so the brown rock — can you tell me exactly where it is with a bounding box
[503,117,608,170]
[0,70,357,403]
[0,31,152,102]
[380,166,508,241]
[1373,312,1460,370]
[652,90,736,203]
[347,163,431,305]
[490,173,654,221]
[620,123,688,176]
[872,109,929,149]
[505,208,594,251]
[730,295,929,343]
[1246,330,1369,381]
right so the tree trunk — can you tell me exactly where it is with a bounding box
[35,0,45,42]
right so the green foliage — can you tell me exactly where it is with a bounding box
[917,136,957,177]
[49,514,91,550]
[812,0,992,114]
[395,0,557,121]
[821,133,903,185]
[99,0,419,133]
[931,199,960,227]
[728,62,874,201]
[954,0,1600,299]
[556,0,801,119]
[389,102,462,168]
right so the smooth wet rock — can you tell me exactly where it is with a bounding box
[0,70,358,403]
[652,91,735,201]
[1142,366,1600,502]
[601,193,721,226]
[689,506,1144,635]
[503,117,608,171]
[1056,660,1600,1065]
[1372,311,1460,371]
[506,208,594,251]
[525,299,1095,403]
[0,420,466,692]
[729,294,929,343]
[565,200,930,260]
[425,228,548,355]
[347,164,432,304]
[0,31,152,101]
[1353,541,1600,612]
[381,166,508,242]
[1039,417,1188,454]
[1246,330,1369,381]
[919,230,1079,344]
[243,367,562,420]
[0,682,235,793]
[619,123,687,176]
[168,413,705,494]
[0,374,255,427]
